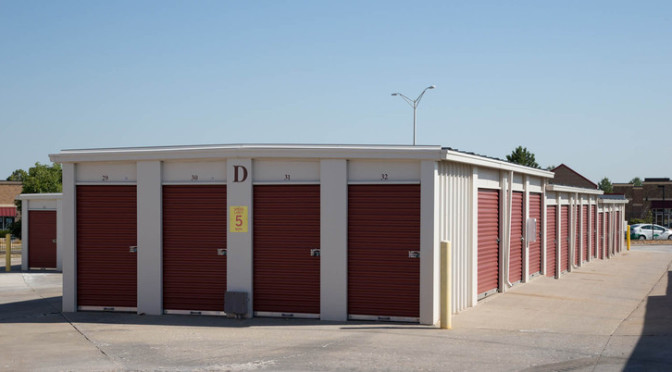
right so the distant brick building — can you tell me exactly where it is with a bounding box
[613,178,672,226]
[0,181,22,230]
[550,164,598,189]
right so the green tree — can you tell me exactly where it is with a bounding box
[545,165,556,171]
[598,177,613,193]
[9,162,62,194]
[506,146,539,168]
[629,177,642,186]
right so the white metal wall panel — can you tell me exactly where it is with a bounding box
[476,168,500,189]
[438,162,473,313]
[27,200,58,210]
[76,162,137,183]
[512,174,524,192]
[254,160,320,183]
[348,160,420,182]
[528,177,543,193]
[162,160,226,183]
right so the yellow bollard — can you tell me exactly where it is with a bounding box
[5,234,10,272]
[440,241,452,329]
[627,225,631,251]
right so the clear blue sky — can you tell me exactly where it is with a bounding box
[2,1,670,183]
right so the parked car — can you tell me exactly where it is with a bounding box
[630,224,672,240]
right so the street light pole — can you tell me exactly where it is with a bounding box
[392,85,436,145]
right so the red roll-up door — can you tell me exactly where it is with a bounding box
[163,185,227,312]
[28,210,57,268]
[546,206,557,277]
[528,193,542,276]
[77,185,137,309]
[254,185,320,315]
[583,206,589,262]
[478,189,500,296]
[348,184,420,319]
[592,206,597,258]
[598,212,604,259]
[560,205,569,272]
[509,192,523,284]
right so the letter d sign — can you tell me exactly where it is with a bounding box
[234,165,248,183]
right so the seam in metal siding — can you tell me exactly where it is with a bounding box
[28,210,57,268]
[77,185,137,308]
[163,185,227,312]
[347,184,420,318]
[560,205,569,272]
[254,185,321,314]
[509,192,524,284]
[546,206,557,277]
[478,189,499,295]
[439,163,472,313]
[528,193,542,276]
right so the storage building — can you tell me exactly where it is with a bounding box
[17,193,63,271]
[50,144,627,325]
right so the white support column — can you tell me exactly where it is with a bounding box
[20,200,29,271]
[470,167,479,307]
[56,198,63,272]
[541,179,547,276]
[226,159,254,317]
[499,171,510,292]
[419,160,439,325]
[579,196,584,266]
[556,193,562,278]
[136,161,163,315]
[62,163,77,312]
[523,176,530,283]
[319,159,348,321]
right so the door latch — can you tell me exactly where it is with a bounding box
[129,246,137,253]
[310,249,320,257]
[217,249,227,256]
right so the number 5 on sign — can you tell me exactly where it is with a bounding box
[229,206,249,233]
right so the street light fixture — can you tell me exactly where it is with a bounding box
[391,85,436,145]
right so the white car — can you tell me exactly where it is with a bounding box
[630,224,672,240]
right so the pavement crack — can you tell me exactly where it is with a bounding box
[21,273,123,369]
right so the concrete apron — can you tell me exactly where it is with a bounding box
[1,246,671,371]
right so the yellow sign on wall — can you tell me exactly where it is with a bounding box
[229,206,249,233]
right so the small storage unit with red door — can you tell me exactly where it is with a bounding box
[17,193,62,271]
[50,144,628,325]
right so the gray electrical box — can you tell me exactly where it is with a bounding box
[224,291,248,316]
[526,218,537,243]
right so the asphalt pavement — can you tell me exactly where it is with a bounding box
[1,245,671,371]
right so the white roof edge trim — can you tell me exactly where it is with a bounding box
[49,144,444,163]
[17,193,63,200]
[598,199,629,205]
[441,149,554,178]
[545,184,604,195]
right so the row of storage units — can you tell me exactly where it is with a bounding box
[50,144,627,325]
[17,193,63,271]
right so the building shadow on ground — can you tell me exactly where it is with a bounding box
[624,271,672,370]
[0,295,428,330]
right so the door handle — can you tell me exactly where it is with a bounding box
[129,246,137,253]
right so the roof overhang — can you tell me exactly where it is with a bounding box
[545,184,603,195]
[17,193,63,201]
[442,149,554,178]
[50,144,444,163]
[598,198,629,205]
